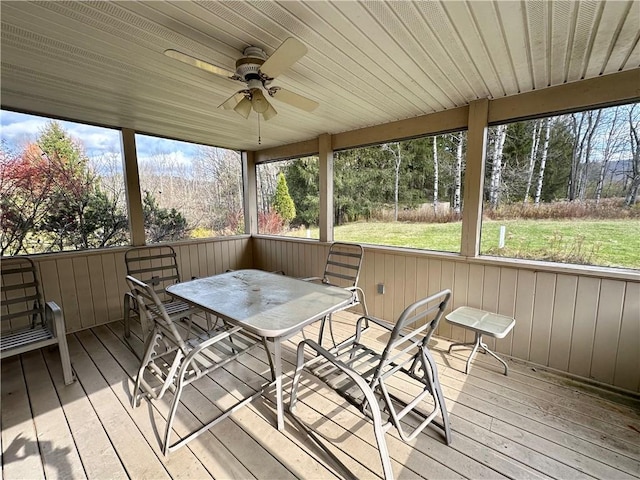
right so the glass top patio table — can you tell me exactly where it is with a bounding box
[166,269,353,430]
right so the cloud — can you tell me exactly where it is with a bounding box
[1,110,120,158]
[135,133,200,162]
[0,110,234,170]
[137,149,194,166]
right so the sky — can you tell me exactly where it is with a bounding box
[0,109,211,165]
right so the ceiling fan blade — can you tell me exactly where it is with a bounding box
[269,88,319,112]
[260,37,307,79]
[233,97,252,119]
[218,92,245,110]
[262,103,278,121]
[164,49,236,78]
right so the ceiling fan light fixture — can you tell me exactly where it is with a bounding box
[262,103,278,121]
[250,89,269,114]
[234,96,252,119]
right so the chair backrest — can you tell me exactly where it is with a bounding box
[125,274,188,351]
[1,257,45,333]
[321,243,364,289]
[374,289,451,382]
[125,245,182,303]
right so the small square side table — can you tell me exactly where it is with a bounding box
[445,306,515,375]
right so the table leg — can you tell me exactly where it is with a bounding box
[274,339,284,431]
[465,333,481,374]
[448,333,482,374]
[479,339,509,375]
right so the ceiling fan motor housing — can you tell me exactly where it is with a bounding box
[235,46,268,82]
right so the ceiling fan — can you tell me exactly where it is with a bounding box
[164,38,318,121]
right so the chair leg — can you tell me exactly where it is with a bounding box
[132,329,161,408]
[183,314,194,339]
[163,376,186,456]
[124,294,131,338]
[289,341,307,414]
[58,333,75,386]
[422,346,452,445]
[205,312,214,331]
[46,302,74,385]
[290,340,394,480]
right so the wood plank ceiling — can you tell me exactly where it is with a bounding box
[1,1,638,151]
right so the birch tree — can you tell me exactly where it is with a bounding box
[489,124,507,209]
[568,113,586,200]
[534,117,551,205]
[523,119,541,203]
[383,142,403,221]
[452,133,463,214]
[432,136,439,213]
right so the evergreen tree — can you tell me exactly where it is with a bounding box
[143,190,189,243]
[272,173,296,224]
[284,157,319,227]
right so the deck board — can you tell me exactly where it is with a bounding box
[2,311,639,480]
[41,346,129,480]
[1,357,45,480]
[21,350,86,480]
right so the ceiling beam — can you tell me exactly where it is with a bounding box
[254,69,639,162]
[488,69,640,124]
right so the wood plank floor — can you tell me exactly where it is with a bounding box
[2,311,639,480]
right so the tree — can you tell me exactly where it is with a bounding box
[432,136,439,212]
[334,145,391,224]
[37,123,128,251]
[534,118,551,206]
[383,142,403,221]
[284,157,319,227]
[595,107,625,204]
[524,119,541,203]
[488,124,507,209]
[625,104,640,206]
[568,110,602,201]
[452,133,464,214]
[0,144,56,255]
[142,190,188,242]
[272,172,296,224]
[1,122,129,254]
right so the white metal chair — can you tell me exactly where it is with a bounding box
[290,290,453,480]
[303,242,368,346]
[124,245,205,339]
[127,275,273,455]
[1,257,74,385]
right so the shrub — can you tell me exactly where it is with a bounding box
[258,210,285,234]
[483,198,638,221]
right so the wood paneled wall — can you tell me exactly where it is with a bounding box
[253,237,640,394]
[28,236,253,334]
[17,234,638,393]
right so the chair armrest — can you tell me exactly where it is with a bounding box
[300,276,322,283]
[44,301,64,336]
[290,339,389,459]
[184,325,244,361]
[178,325,248,380]
[357,315,394,332]
[293,339,373,401]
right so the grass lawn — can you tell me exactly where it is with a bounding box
[287,219,640,269]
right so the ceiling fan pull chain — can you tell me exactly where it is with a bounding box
[257,112,261,145]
